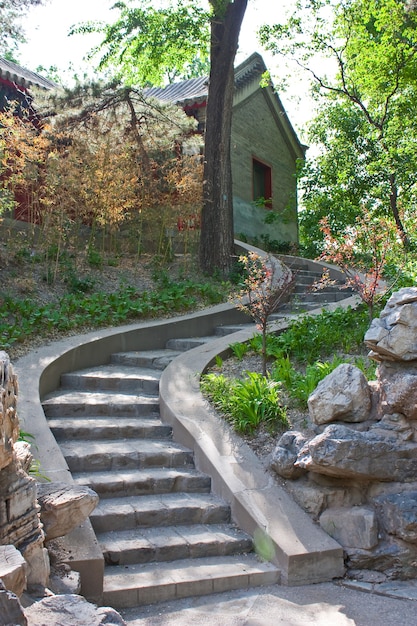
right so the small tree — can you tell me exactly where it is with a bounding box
[233,252,294,375]
[318,212,398,320]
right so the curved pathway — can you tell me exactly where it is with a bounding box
[15,253,360,610]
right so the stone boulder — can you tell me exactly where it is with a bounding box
[0,545,27,597]
[375,491,417,544]
[365,287,417,361]
[319,506,378,549]
[0,580,27,626]
[307,363,371,425]
[270,431,307,479]
[376,362,417,420]
[24,594,126,626]
[37,483,99,541]
[295,424,417,482]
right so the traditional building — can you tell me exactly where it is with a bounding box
[1,54,306,246]
[146,52,307,248]
[0,56,56,113]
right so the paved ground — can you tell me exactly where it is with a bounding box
[119,581,417,626]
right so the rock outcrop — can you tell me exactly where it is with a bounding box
[270,288,417,581]
[0,351,105,621]
[0,351,49,589]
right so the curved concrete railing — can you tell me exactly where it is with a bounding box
[14,250,361,598]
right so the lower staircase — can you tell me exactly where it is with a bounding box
[39,255,352,608]
[42,336,280,608]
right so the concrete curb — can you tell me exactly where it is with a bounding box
[159,323,347,585]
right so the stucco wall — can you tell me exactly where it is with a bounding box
[231,89,299,245]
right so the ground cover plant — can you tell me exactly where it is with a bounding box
[0,220,230,357]
[201,304,376,437]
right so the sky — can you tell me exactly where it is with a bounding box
[17,0,315,137]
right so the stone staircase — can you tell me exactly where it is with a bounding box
[39,257,352,608]
[42,336,280,608]
[276,256,354,315]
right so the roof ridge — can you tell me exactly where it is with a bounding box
[0,56,58,90]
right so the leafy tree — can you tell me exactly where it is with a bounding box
[75,1,211,85]
[260,0,417,251]
[0,0,44,58]
[76,0,248,275]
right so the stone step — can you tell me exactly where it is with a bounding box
[48,416,172,441]
[111,349,181,370]
[292,273,322,285]
[273,301,323,314]
[98,524,253,566]
[42,391,159,418]
[90,493,231,533]
[214,323,255,337]
[294,290,352,303]
[59,439,194,473]
[293,283,352,294]
[290,268,324,278]
[60,365,161,394]
[165,336,214,351]
[102,555,280,608]
[73,467,211,498]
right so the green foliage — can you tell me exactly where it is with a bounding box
[75,1,210,86]
[0,277,228,351]
[87,248,103,269]
[273,355,346,408]
[263,306,371,363]
[229,341,249,360]
[260,0,417,251]
[200,371,288,435]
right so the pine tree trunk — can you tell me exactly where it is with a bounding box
[199,0,248,276]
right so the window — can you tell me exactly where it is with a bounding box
[252,158,272,208]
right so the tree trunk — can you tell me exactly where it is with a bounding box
[199,0,248,276]
[389,172,410,248]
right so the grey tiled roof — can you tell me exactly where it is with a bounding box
[0,57,57,90]
[145,75,208,105]
[145,53,267,106]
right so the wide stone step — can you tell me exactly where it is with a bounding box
[60,365,161,394]
[98,524,253,566]
[59,438,194,473]
[48,416,172,441]
[111,349,182,370]
[90,493,231,533]
[165,336,214,351]
[102,555,280,608]
[72,467,211,498]
[42,391,159,417]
